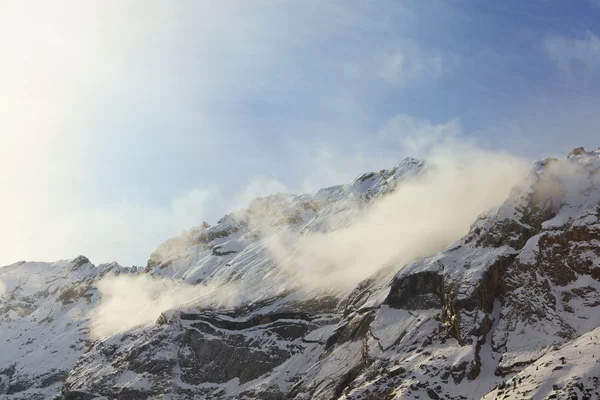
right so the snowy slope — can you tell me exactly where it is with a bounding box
[483,327,600,399]
[0,257,138,399]
[1,158,428,399]
[145,157,427,284]
[2,150,600,400]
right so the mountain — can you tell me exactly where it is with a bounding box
[1,150,600,399]
[0,258,137,399]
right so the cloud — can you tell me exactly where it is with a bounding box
[375,41,460,85]
[293,147,399,194]
[543,31,600,74]
[377,114,462,155]
[230,177,289,211]
[61,189,227,267]
[0,188,222,267]
[0,1,283,265]
[0,177,293,267]
[90,117,528,337]
[267,129,526,293]
[90,275,242,339]
[286,115,462,194]
[1,2,455,268]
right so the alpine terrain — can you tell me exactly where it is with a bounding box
[1,148,600,400]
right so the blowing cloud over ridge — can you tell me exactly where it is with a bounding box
[3,1,600,268]
[90,129,527,338]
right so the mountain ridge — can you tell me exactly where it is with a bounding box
[2,150,600,399]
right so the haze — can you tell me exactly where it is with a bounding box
[2,1,600,267]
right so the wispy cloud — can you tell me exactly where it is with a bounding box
[543,31,600,74]
[377,114,462,155]
[375,41,460,85]
[6,0,598,268]
[230,177,289,211]
[92,124,528,337]
[1,2,463,266]
[1,179,296,267]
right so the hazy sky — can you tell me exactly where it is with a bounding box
[1,1,600,266]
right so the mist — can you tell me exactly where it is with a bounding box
[90,138,528,339]
[268,145,526,293]
[91,276,235,338]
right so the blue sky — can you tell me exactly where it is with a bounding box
[1,0,600,266]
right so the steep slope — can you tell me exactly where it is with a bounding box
[1,159,429,400]
[60,149,600,400]
[60,158,431,399]
[144,157,427,285]
[0,257,137,399]
[320,149,600,399]
[3,150,600,400]
[483,327,600,399]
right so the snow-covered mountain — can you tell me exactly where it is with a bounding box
[2,150,600,399]
[0,258,138,399]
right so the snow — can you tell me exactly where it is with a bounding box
[516,234,541,265]
[3,152,600,399]
[484,327,600,399]
[0,257,137,399]
[114,371,153,391]
[371,306,423,350]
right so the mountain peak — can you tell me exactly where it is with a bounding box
[3,150,600,399]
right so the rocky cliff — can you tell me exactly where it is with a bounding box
[1,151,600,400]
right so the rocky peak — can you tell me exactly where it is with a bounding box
[3,151,600,400]
[144,158,429,279]
[568,146,586,157]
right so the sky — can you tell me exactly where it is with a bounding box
[1,0,600,266]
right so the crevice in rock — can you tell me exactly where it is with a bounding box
[179,311,312,331]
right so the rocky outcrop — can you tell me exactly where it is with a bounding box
[387,271,444,310]
[5,152,600,400]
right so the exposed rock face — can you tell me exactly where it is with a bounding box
[386,271,443,310]
[2,152,600,400]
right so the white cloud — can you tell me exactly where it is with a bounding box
[231,177,289,211]
[90,275,240,338]
[0,2,293,267]
[0,2,462,268]
[289,115,464,194]
[0,188,224,267]
[91,122,528,337]
[58,115,481,268]
[295,148,398,194]
[377,114,462,155]
[268,144,527,293]
[543,31,600,73]
[0,178,291,267]
[375,41,460,85]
